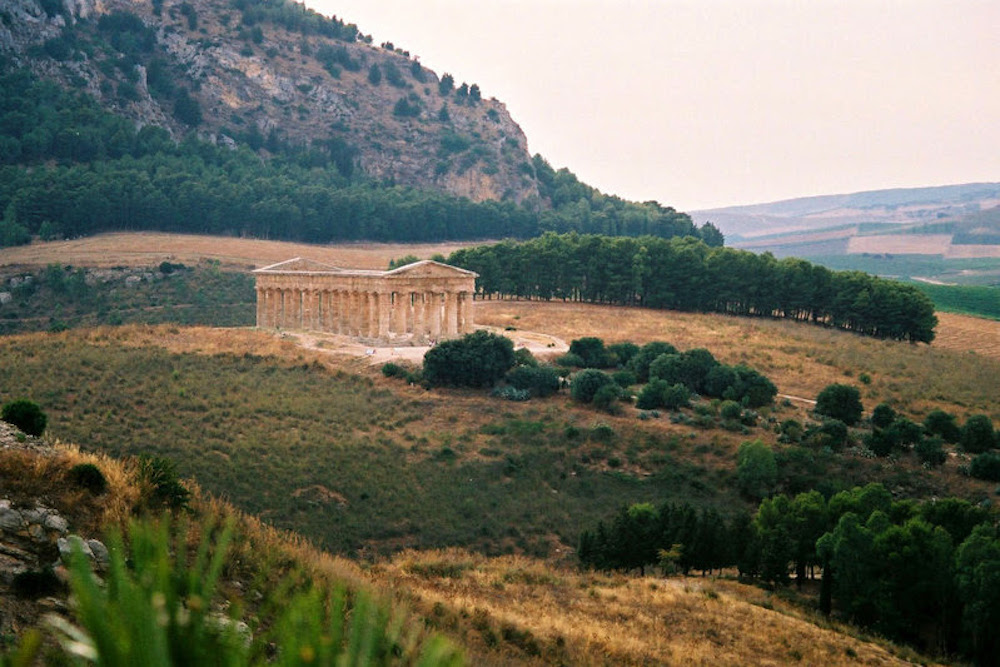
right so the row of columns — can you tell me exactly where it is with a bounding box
[256,287,472,341]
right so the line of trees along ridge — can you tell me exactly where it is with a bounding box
[448,234,938,343]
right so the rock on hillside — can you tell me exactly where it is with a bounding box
[0,0,540,203]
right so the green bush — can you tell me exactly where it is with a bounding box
[568,337,613,368]
[815,384,863,426]
[423,330,515,388]
[67,463,108,495]
[591,384,622,414]
[661,383,692,410]
[720,400,742,422]
[626,341,678,382]
[505,364,560,398]
[381,362,407,378]
[612,369,637,389]
[554,352,585,368]
[915,436,947,467]
[924,409,961,443]
[1,399,47,436]
[570,369,615,404]
[871,403,897,429]
[961,415,996,454]
[635,380,668,410]
[513,347,537,367]
[607,342,639,368]
[970,452,1000,482]
[491,386,530,402]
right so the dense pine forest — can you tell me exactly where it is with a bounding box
[0,68,715,245]
[448,234,939,342]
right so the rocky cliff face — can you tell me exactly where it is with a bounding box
[0,0,540,203]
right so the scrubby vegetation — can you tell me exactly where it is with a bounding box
[0,262,254,334]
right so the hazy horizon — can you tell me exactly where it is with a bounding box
[307,1,1000,211]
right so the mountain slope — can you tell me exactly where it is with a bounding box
[0,0,538,202]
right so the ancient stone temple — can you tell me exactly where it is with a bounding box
[253,258,477,343]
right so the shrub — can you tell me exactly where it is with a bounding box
[815,384,863,426]
[961,415,996,454]
[381,362,407,378]
[871,403,897,429]
[423,330,515,388]
[612,369,637,388]
[626,341,678,382]
[924,409,961,443]
[779,419,803,443]
[67,463,108,495]
[970,452,1000,482]
[505,364,560,398]
[570,369,615,404]
[720,400,742,422]
[555,352,585,368]
[635,379,667,410]
[649,349,718,394]
[569,337,613,368]
[915,436,947,467]
[591,384,621,414]
[513,347,537,367]
[660,383,691,410]
[1,399,47,436]
[491,386,530,402]
[607,342,639,367]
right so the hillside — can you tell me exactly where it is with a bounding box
[0,0,536,202]
[0,430,936,665]
[3,236,1000,661]
[692,182,1000,241]
[0,0,714,247]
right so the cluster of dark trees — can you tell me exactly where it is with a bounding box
[231,0,360,42]
[448,233,938,342]
[0,70,718,247]
[579,485,1000,662]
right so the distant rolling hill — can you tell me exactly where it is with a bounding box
[692,182,1000,242]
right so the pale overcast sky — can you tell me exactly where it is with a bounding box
[306,1,1000,210]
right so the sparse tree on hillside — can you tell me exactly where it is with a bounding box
[438,73,454,95]
[815,383,863,426]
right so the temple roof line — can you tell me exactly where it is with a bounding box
[254,258,477,278]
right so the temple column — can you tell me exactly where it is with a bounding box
[338,290,348,334]
[443,291,458,336]
[278,288,288,328]
[377,292,390,340]
[458,291,473,333]
[428,292,442,339]
[392,292,407,336]
[347,291,358,336]
[271,288,282,328]
[302,289,313,330]
[255,287,265,327]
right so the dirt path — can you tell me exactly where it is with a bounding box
[281,326,568,366]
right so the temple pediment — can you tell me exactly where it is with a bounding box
[386,260,478,279]
[254,258,342,273]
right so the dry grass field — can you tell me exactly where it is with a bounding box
[476,300,1000,419]
[0,232,479,271]
[377,549,929,666]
